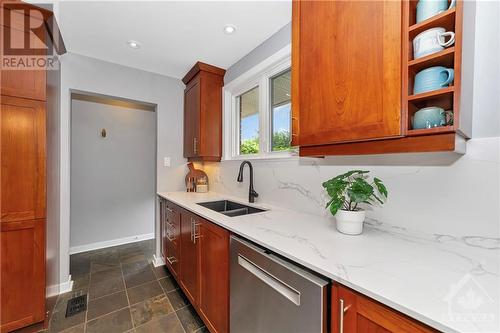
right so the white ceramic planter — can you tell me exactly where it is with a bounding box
[335,209,366,235]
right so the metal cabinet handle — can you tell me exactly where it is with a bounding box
[166,256,177,264]
[166,231,176,242]
[191,218,201,243]
[193,137,198,154]
[190,218,194,242]
[238,254,300,306]
[193,222,202,243]
[339,298,351,333]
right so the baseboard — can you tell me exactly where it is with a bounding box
[46,284,59,298]
[59,275,73,294]
[153,254,165,267]
[46,275,73,297]
[69,233,155,254]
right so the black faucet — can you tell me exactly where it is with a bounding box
[237,160,259,203]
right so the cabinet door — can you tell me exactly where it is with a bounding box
[1,219,45,332]
[199,72,223,160]
[179,211,200,306]
[295,0,401,145]
[1,9,47,101]
[332,285,435,333]
[199,219,229,333]
[1,96,46,222]
[184,77,201,158]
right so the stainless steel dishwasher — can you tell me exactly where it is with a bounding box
[230,236,329,333]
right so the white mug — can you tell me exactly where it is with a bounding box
[413,27,455,59]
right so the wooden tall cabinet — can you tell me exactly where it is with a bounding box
[1,3,64,331]
[1,8,47,101]
[182,62,225,162]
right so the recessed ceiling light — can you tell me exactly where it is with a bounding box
[223,25,236,34]
[127,40,141,49]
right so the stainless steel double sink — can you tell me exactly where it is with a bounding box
[197,200,266,217]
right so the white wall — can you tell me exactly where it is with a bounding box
[470,0,500,138]
[70,100,156,251]
[204,0,500,240]
[46,58,61,296]
[59,53,185,288]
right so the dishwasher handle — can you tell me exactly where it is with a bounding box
[238,254,301,306]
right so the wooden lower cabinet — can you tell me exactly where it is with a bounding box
[161,200,229,333]
[1,219,46,332]
[332,284,436,333]
[161,200,436,333]
[199,219,229,333]
[161,199,180,278]
[179,210,201,306]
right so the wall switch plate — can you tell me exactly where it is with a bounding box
[163,157,171,167]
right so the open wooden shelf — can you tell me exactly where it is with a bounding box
[402,0,464,144]
[409,8,456,37]
[408,86,454,102]
[408,47,455,71]
[407,126,455,136]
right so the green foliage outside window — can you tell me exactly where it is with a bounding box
[240,138,259,154]
[240,130,292,154]
[272,130,292,151]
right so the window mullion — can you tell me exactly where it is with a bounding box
[260,75,270,155]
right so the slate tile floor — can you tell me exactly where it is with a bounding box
[43,240,207,333]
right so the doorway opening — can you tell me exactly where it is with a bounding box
[69,91,157,255]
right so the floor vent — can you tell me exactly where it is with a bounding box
[65,295,87,317]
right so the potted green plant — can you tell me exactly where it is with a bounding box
[322,170,388,235]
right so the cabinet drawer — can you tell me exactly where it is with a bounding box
[165,238,179,278]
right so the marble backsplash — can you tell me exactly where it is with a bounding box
[201,137,499,239]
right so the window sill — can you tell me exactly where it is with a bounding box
[223,152,299,162]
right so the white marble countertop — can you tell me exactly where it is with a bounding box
[158,191,499,333]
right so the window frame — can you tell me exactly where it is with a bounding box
[269,68,292,154]
[223,45,295,161]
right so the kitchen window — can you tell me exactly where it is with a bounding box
[238,86,260,155]
[270,69,292,152]
[223,46,294,160]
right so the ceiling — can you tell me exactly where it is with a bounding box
[56,1,291,79]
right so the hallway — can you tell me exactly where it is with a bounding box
[46,240,206,333]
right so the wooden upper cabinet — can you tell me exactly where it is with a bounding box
[184,76,201,158]
[199,219,229,333]
[1,7,47,101]
[1,96,46,223]
[182,62,225,162]
[332,284,436,333]
[293,0,402,147]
